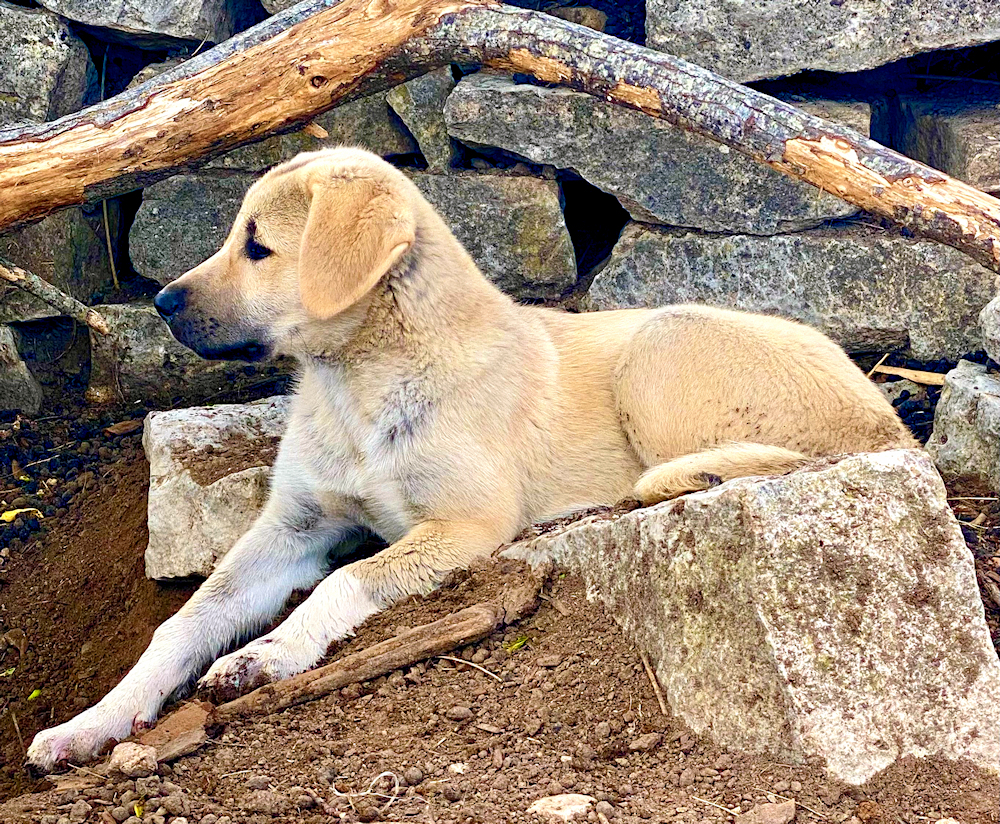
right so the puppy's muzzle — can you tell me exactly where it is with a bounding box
[153,284,271,363]
[154,284,187,320]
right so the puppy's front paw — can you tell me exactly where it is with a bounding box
[198,637,315,703]
[26,704,144,773]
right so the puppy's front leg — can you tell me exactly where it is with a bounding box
[26,511,348,772]
[201,519,504,697]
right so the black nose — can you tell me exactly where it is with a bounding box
[154,287,187,320]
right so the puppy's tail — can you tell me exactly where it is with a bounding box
[633,442,809,505]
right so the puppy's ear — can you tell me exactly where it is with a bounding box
[299,173,415,320]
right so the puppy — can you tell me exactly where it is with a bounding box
[27,147,916,770]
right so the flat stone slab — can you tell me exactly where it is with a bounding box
[143,397,290,579]
[585,222,995,360]
[130,175,257,286]
[926,360,1000,493]
[0,4,91,125]
[445,73,869,234]
[899,90,1000,195]
[35,0,255,45]
[645,0,1000,82]
[407,171,576,300]
[503,450,1000,784]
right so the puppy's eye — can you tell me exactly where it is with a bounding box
[245,237,272,261]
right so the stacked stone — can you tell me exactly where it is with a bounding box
[1,0,999,424]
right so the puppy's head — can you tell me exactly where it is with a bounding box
[153,147,417,361]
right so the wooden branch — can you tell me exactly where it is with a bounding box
[0,258,110,335]
[871,365,947,386]
[1,0,999,270]
[213,580,539,722]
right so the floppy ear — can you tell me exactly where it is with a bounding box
[298,173,416,320]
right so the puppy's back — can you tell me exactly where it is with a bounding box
[613,304,917,466]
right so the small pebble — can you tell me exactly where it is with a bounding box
[446,705,473,721]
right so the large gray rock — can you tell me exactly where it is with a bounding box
[586,222,995,360]
[409,172,576,300]
[143,397,289,579]
[504,450,1000,784]
[86,303,282,405]
[35,0,253,45]
[387,68,457,173]
[982,295,1000,365]
[0,326,42,414]
[926,361,1000,492]
[133,170,577,300]
[899,90,1000,195]
[646,0,1000,82]
[0,207,119,323]
[131,174,254,285]
[445,74,869,234]
[0,4,92,125]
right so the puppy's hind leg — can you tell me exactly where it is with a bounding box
[633,442,809,506]
[200,519,505,699]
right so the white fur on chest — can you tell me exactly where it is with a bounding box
[283,364,432,541]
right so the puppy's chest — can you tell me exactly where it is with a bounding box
[296,373,434,533]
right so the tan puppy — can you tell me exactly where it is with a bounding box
[27,147,915,770]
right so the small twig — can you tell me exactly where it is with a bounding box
[691,795,739,816]
[9,709,25,754]
[435,654,502,682]
[220,768,254,778]
[330,770,402,814]
[870,365,946,386]
[866,352,890,379]
[640,651,668,717]
[67,762,108,779]
[0,257,109,335]
[948,496,999,501]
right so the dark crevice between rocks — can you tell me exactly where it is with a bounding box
[501,0,645,45]
[558,175,629,306]
[750,40,1000,156]
[12,317,92,405]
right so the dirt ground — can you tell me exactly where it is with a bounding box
[1,422,999,824]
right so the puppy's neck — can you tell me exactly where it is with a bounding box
[292,221,514,368]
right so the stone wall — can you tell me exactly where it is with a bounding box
[1,0,999,414]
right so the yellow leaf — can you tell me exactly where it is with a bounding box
[1,508,42,523]
[134,802,143,817]
[27,688,41,700]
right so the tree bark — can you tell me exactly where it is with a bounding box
[1,0,998,271]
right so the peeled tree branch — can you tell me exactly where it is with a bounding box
[0,0,998,272]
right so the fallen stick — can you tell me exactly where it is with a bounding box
[0,258,110,336]
[0,0,998,271]
[871,365,948,385]
[213,580,540,723]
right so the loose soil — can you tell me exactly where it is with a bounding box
[1,436,998,823]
